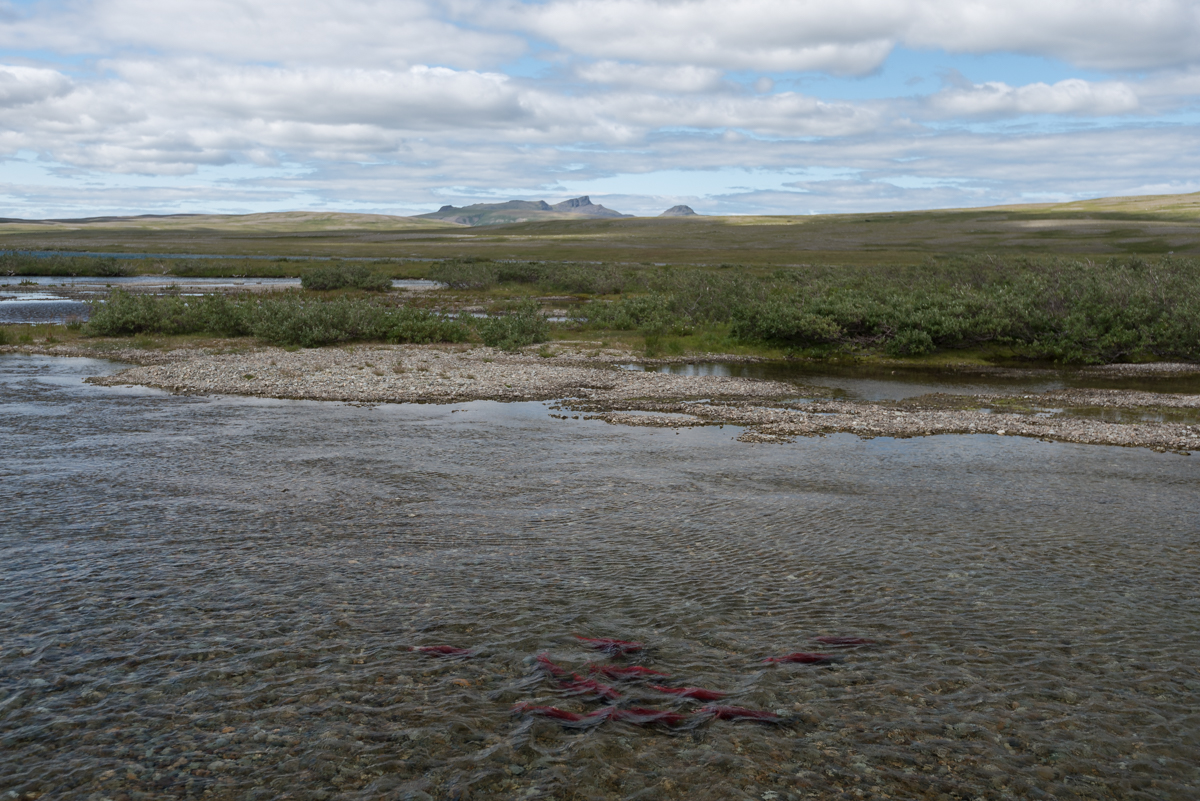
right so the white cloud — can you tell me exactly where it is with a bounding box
[1,0,1199,216]
[496,0,1200,74]
[0,0,524,69]
[499,0,900,74]
[928,78,1141,117]
[0,66,72,108]
[576,62,724,92]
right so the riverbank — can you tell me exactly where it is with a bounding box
[4,340,1198,454]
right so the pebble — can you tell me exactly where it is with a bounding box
[15,340,1197,454]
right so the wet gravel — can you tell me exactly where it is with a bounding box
[5,340,1199,454]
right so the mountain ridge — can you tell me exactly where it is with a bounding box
[416,196,631,227]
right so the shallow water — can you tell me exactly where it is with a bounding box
[0,294,90,325]
[0,278,443,324]
[2,355,1199,800]
[620,362,1200,401]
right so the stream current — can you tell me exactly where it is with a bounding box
[2,355,1198,800]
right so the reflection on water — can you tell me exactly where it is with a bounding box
[621,361,1200,401]
[3,354,1199,800]
[0,294,90,324]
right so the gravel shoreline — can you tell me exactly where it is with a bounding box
[6,340,1198,454]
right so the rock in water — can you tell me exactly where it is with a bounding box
[659,205,697,217]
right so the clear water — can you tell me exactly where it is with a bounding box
[0,291,91,325]
[2,355,1198,800]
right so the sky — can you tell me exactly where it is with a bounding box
[1,0,1199,219]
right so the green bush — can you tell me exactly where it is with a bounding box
[0,327,10,346]
[730,300,842,346]
[0,252,135,277]
[560,255,1200,363]
[301,264,392,291]
[428,260,501,290]
[83,290,469,347]
[429,259,630,295]
[476,299,548,350]
[720,257,1200,362]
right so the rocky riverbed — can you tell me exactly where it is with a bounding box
[6,339,1199,454]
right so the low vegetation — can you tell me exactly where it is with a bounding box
[476,299,550,350]
[436,255,1200,363]
[1,251,137,277]
[300,263,392,291]
[83,291,470,348]
[6,251,1198,364]
[0,251,424,279]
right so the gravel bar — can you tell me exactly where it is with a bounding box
[7,340,1198,454]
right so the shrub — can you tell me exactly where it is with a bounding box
[0,252,135,277]
[301,264,392,291]
[476,299,548,350]
[730,300,842,346]
[428,260,500,290]
[83,290,469,347]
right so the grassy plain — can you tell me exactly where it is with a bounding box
[2,192,1199,266]
[5,193,1200,364]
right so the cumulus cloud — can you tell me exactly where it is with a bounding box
[1,0,1198,216]
[576,62,724,92]
[0,0,524,69]
[928,78,1141,117]
[0,66,72,107]
[498,0,1200,73]
[498,0,900,74]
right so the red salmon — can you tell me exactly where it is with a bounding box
[412,646,472,657]
[510,703,584,722]
[560,674,622,701]
[534,653,567,677]
[588,665,670,680]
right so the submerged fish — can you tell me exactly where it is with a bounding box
[649,684,727,701]
[763,652,836,664]
[575,636,644,655]
[588,706,688,727]
[811,636,877,648]
[700,705,781,722]
[560,674,622,701]
[412,645,473,657]
[511,703,584,722]
[588,664,670,680]
[534,653,568,677]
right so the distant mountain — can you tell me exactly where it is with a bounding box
[659,205,697,217]
[416,196,630,226]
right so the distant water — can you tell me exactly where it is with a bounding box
[1,249,424,262]
[3,354,1198,800]
[0,278,443,324]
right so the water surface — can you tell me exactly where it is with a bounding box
[0,279,442,324]
[2,355,1198,800]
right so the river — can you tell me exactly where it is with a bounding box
[2,354,1197,800]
